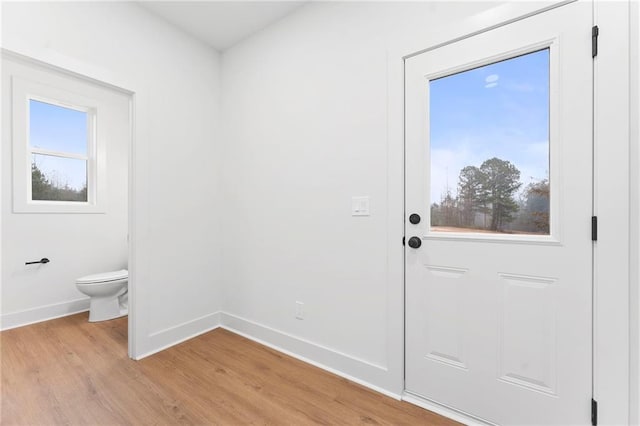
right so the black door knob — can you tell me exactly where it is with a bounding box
[408,236,422,249]
[409,213,421,224]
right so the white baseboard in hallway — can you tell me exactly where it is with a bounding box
[219,311,401,400]
[1,297,90,331]
[136,311,222,360]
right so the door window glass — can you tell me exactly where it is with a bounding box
[429,49,550,235]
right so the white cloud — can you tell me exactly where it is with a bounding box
[485,74,499,89]
[485,74,499,83]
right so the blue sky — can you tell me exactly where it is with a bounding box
[429,49,550,204]
[30,100,88,190]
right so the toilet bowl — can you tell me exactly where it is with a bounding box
[76,269,128,322]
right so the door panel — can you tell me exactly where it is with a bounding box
[404,3,592,424]
[498,273,558,395]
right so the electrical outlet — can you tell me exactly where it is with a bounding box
[295,301,304,320]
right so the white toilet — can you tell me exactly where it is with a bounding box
[76,269,128,322]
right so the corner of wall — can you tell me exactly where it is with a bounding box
[135,311,222,360]
[218,312,403,398]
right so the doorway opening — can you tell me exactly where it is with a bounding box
[1,51,135,358]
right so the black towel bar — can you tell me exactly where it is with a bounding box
[26,258,50,265]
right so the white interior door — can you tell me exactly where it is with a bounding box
[404,2,593,424]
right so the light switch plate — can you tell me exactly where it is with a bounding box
[352,196,370,216]
[295,301,304,320]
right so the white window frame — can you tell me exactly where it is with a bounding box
[12,76,106,213]
[423,43,558,245]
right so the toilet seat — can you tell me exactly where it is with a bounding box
[77,269,128,285]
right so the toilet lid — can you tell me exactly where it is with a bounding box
[77,269,128,284]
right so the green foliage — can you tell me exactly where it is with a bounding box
[430,202,441,226]
[431,157,549,234]
[457,165,485,227]
[523,179,550,233]
[439,189,458,227]
[31,162,87,202]
[478,157,522,231]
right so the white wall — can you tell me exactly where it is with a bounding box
[220,1,499,394]
[1,2,223,356]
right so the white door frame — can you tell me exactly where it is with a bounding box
[387,1,632,424]
[630,2,640,424]
[0,45,140,359]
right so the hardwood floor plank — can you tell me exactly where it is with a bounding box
[1,313,461,425]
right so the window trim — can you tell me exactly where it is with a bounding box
[422,39,559,243]
[12,76,106,213]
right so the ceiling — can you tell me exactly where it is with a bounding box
[138,1,306,51]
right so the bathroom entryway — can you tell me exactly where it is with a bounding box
[404,2,594,424]
[1,53,131,343]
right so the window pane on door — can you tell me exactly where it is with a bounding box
[31,154,87,202]
[29,99,88,155]
[429,49,550,235]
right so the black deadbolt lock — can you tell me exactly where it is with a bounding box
[408,236,422,249]
[409,213,421,224]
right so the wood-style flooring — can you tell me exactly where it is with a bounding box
[1,313,459,425]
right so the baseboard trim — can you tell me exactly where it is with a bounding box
[402,392,495,426]
[1,297,90,331]
[136,311,221,360]
[219,311,401,400]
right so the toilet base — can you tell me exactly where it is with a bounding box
[88,294,128,322]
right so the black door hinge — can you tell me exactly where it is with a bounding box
[402,236,406,246]
[592,216,598,241]
[592,25,599,58]
[591,398,598,426]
